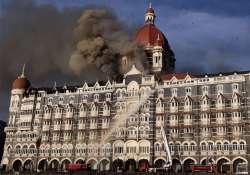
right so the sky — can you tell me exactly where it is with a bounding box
[0,0,250,121]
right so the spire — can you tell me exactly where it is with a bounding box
[20,64,26,78]
[149,1,152,8]
[154,33,162,46]
[145,2,155,24]
[53,81,57,90]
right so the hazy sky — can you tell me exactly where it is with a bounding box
[0,0,249,121]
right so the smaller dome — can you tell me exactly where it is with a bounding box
[12,77,30,90]
[146,7,154,14]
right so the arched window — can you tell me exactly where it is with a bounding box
[224,142,229,150]
[190,143,196,151]
[217,142,222,151]
[155,143,160,152]
[183,143,188,151]
[239,141,245,150]
[208,142,213,151]
[232,142,238,150]
[15,145,21,154]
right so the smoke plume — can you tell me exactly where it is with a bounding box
[0,0,83,89]
[0,0,146,91]
[69,8,147,79]
[0,0,147,120]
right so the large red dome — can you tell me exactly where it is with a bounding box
[12,77,30,90]
[135,24,167,47]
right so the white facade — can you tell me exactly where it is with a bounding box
[1,66,250,173]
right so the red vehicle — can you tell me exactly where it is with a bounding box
[67,163,91,172]
[139,162,149,172]
[190,164,215,173]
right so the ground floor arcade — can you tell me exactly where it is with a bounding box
[5,156,247,173]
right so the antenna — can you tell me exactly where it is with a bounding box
[20,64,26,78]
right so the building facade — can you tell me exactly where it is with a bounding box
[1,4,249,174]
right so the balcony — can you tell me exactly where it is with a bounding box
[4,126,17,132]
[55,113,62,119]
[90,111,98,117]
[184,119,192,126]
[127,134,137,139]
[140,134,149,139]
[156,121,164,127]
[216,118,225,125]
[89,124,97,129]
[232,131,242,137]
[201,105,209,111]
[53,125,60,131]
[65,112,73,118]
[216,132,226,137]
[232,117,241,124]
[79,111,87,118]
[44,113,51,119]
[63,124,73,130]
[42,125,50,131]
[231,103,240,109]
[201,132,211,138]
[78,124,85,130]
[170,107,178,113]
[156,107,164,114]
[102,123,109,129]
[169,120,178,126]
[183,133,194,138]
[184,106,192,112]
[103,110,110,116]
[201,119,210,125]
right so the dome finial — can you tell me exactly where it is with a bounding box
[149,1,152,8]
[20,64,26,78]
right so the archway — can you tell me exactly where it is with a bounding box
[76,159,85,164]
[99,159,110,171]
[13,160,22,171]
[49,159,59,171]
[23,159,33,171]
[38,159,48,171]
[61,159,71,171]
[154,159,166,168]
[183,159,195,172]
[201,159,207,165]
[87,159,98,170]
[233,158,247,173]
[172,159,182,173]
[217,158,230,173]
[139,159,149,172]
[113,159,124,172]
[201,157,214,165]
[125,159,136,171]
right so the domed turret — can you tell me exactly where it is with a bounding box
[12,64,30,90]
[145,2,155,24]
[135,2,175,73]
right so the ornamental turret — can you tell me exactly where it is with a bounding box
[145,2,155,24]
[152,34,163,72]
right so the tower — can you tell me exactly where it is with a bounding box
[9,65,30,126]
[135,2,175,74]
